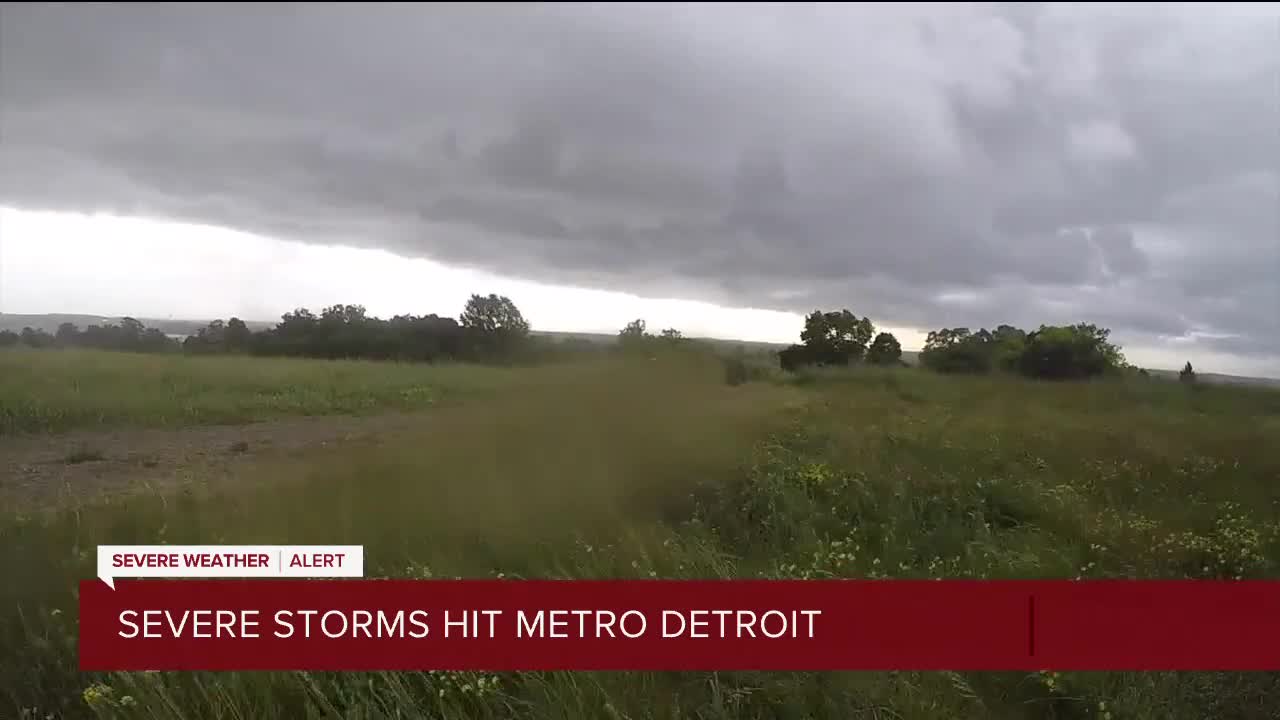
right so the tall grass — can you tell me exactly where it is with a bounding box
[3,355,1279,718]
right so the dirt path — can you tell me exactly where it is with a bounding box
[0,413,430,509]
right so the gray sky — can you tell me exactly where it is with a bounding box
[1,3,1277,374]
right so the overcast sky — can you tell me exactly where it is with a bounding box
[1,4,1276,376]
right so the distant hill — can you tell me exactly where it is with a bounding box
[0,313,274,338]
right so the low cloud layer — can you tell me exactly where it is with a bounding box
[1,4,1276,363]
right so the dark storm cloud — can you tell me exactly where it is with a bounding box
[1,3,1276,363]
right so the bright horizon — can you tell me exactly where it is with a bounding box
[0,205,873,345]
[3,206,1273,378]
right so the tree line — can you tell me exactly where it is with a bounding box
[2,298,1199,382]
[0,317,176,353]
[920,323,1128,379]
[1,294,554,365]
[194,294,541,363]
[1,300,698,366]
[776,309,1169,381]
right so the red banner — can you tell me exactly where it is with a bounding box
[79,579,1280,671]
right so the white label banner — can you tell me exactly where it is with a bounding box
[97,545,364,589]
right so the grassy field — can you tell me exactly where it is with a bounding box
[3,349,1280,719]
[0,349,528,435]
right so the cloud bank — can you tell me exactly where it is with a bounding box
[1,3,1276,362]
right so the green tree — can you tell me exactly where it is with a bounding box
[460,294,530,335]
[798,309,875,364]
[920,327,992,374]
[1072,323,1125,368]
[619,319,648,340]
[185,320,236,354]
[991,325,1028,371]
[1017,324,1124,380]
[225,318,252,352]
[55,322,80,346]
[618,318,654,353]
[138,327,176,353]
[0,330,19,347]
[186,320,225,353]
[19,326,55,348]
[923,327,971,351]
[866,332,903,365]
[118,317,145,349]
[460,294,530,362]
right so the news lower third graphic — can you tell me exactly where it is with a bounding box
[97,545,365,588]
[83,545,1280,672]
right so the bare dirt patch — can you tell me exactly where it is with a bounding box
[0,412,431,509]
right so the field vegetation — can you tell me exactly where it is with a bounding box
[0,348,525,435]
[2,304,1279,719]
